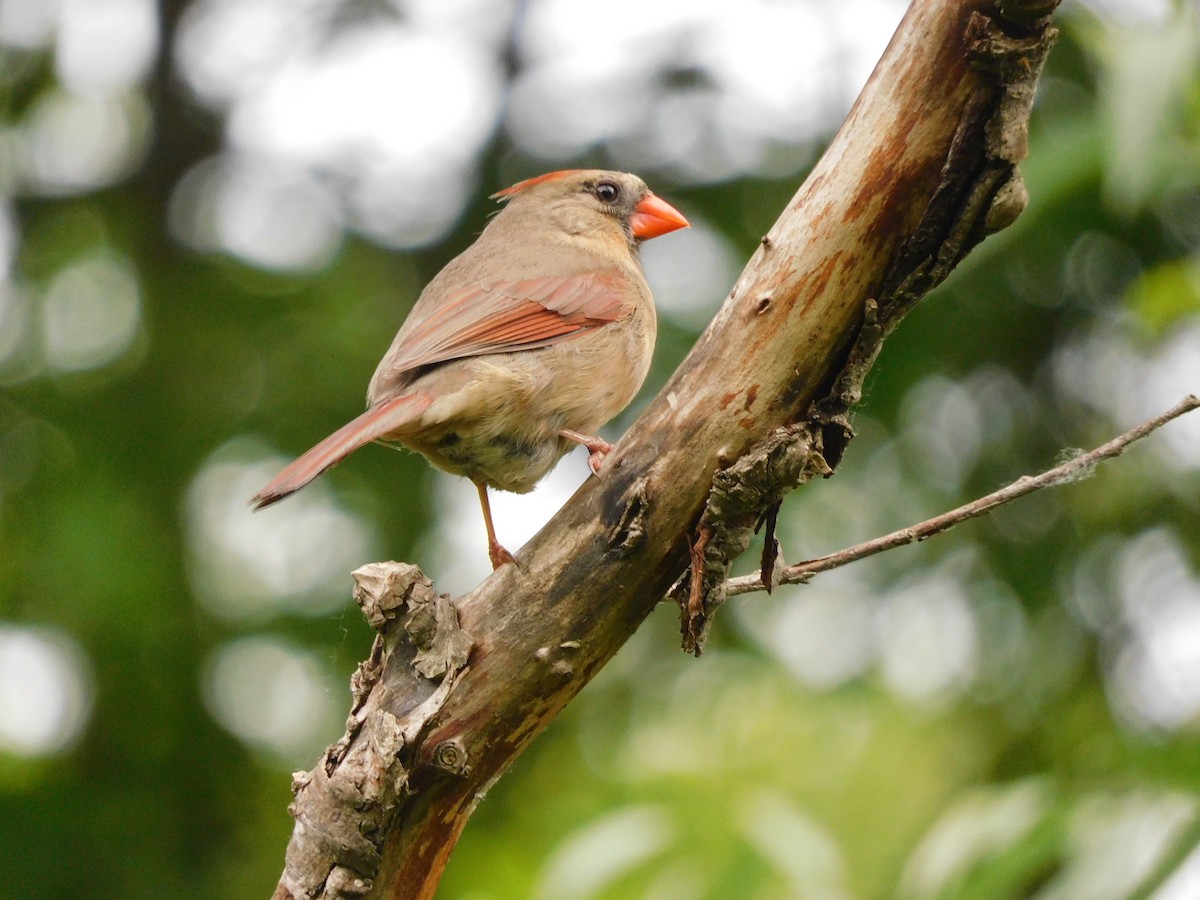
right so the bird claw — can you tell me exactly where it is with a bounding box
[586,447,610,476]
[561,429,613,477]
[489,541,517,570]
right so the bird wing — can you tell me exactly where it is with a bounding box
[379,270,634,377]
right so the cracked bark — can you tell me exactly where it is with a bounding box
[271,1,1062,897]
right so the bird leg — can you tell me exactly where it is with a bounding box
[475,481,516,570]
[560,429,614,476]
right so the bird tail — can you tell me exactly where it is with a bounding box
[250,393,433,510]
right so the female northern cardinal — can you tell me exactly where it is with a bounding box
[251,169,689,568]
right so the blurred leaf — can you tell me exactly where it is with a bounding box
[897,779,1061,900]
[1085,9,1200,211]
[1127,808,1200,900]
[1126,256,1200,334]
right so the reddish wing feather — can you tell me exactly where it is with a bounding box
[383,271,632,376]
[250,392,433,510]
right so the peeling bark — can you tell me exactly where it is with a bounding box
[272,2,1062,897]
[273,564,473,900]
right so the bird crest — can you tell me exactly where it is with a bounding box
[490,170,586,201]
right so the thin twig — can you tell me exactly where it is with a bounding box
[726,395,1200,597]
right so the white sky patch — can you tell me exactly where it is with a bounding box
[641,214,739,330]
[421,446,592,595]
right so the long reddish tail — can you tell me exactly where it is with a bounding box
[250,393,432,510]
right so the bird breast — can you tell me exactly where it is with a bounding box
[395,304,656,493]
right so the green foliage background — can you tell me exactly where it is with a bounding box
[1,3,1199,898]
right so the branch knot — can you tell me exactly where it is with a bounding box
[679,425,833,654]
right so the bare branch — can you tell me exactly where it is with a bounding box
[726,394,1200,597]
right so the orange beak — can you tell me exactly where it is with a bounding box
[630,193,690,240]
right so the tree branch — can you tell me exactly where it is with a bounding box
[726,394,1200,597]
[674,3,1060,651]
[271,2,1064,897]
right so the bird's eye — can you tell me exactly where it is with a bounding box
[594,181,620,203]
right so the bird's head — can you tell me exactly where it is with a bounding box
[492,169,689,244]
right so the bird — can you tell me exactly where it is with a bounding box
[250,169,689,569]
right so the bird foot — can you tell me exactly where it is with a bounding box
[585,444,613,475]
[489,540,517,570]
[560,430,614,476]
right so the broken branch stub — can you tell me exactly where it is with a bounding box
[273,563,473,900]
[679,425,833,654]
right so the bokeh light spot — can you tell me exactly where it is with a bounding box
[899,375,985,495]
[55,0,158,95]
[744,581,875,690]
[1054,318,1200,470]
[0,282,32,376]
[186,439,378,621]
[877,564,977,704]
[21,89,151,194]
[0,0,62,49]
[535,804,673,900]
[0,625,93,756]
[511,0,906,179]
[202,634,340,760]
[40,250,142,373]
[737,791,847,894]
[169,155,344,271]
[178,7,505,249]
[1109,528,1200,731]
[1055,791,1198,898]
[899,780,1050,896]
